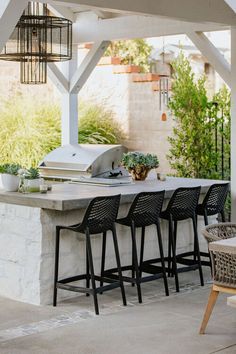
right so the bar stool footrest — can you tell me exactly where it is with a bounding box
[57,274,122,295]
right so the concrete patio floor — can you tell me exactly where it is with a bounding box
[0,270,236,354]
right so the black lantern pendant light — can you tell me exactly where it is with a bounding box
[0,2,72,84]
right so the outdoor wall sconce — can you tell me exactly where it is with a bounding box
[0,2,72,84]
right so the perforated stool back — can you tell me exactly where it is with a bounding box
[197,183,229,224]
[163,186,201,220]
[120,191,165,227]
[79,194,121,234]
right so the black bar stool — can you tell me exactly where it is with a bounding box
[160,186,203,292]
[53,194,127,315]
[196,182,229,267]
[102,191,169,304]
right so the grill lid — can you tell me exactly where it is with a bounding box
[39,144,127,179]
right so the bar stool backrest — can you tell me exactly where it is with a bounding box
[202,183,229,215]
[80,194,121,234]
[126,191,165,227]
[166,186,201,220]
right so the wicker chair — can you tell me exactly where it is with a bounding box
[199,223,236,334]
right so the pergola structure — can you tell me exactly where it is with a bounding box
[0,0,236,217]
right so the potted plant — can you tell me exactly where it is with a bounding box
[121,152,159,181]
[24,167,42,192]
[0,163,21,192]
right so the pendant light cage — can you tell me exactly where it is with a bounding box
[20,56,47,84]
[0,2,72,84]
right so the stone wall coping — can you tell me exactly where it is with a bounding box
[113,65,141,74]
[0,177,228,211]
[132,73,160,82]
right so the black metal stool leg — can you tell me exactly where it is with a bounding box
[86,245,90,297]
[156,221,169,296]
[172,220,178,276]
[203,210,209,226]
[131,221,142,303]
[139,226,145,278]
[167,228,172,277]
[169,216,179,292]
[131,227,135,287]
[100,231,107,290]
[112,224,127,306]
[85,229,99,315]
[194,216,198,262]
[192,215,204,286]
[53,226,60,307]
[221,210,226,222]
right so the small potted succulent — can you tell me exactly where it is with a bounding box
[121,151,159,181]
[24,167,42,192]
[0,163,21,192]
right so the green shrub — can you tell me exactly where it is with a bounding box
[168,53,218,179]
[0,95,124,167]
[78,101,125,144]
[168,53,231,181]
[0,95,61,168]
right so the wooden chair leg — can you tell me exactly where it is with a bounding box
[199,286,219,334]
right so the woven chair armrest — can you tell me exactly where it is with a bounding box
[202,223,236,244]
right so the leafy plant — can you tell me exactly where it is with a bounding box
[105,39,153,73]
[122,152,159,170]
[167,53,218,179]
[25,167,40,180]
[0,163,21,175]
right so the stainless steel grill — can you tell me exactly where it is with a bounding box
[39,144,127,180]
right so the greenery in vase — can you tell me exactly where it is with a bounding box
[0,163,21,175]
[121,152,159,170]
[25,167,40,180]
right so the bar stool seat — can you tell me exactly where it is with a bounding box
[53,194,127,315]
[103,191,169,303]
[159,186,204,292]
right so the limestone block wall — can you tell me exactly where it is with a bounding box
[0,203,42,304]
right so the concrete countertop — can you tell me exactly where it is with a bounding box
[0,176,227,211]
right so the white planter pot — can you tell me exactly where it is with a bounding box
[25,178,42,192]
[2,174,20,192]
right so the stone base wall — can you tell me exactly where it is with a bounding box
[0,202,213,306]
[0,203,42,304]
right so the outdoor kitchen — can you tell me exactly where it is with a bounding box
[1,1,236,353]
[0,143,221,305]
